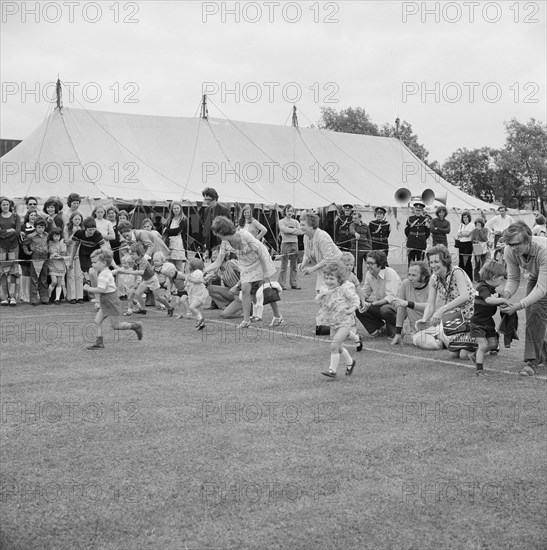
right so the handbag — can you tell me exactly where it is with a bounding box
[262,283,280,305]
[441,309,469,336]
[473,242,487,255]
[454,239,462,250]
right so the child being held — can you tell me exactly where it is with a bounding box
[468,260,509,375]
[316,261,361,379]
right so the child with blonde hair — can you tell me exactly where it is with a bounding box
[83,249,143,349]
[118,254,142,315]
[340,251,366,351]
[179,257,208,330]
[316,261,360,378]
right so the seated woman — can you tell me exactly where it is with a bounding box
[413,245,474,354]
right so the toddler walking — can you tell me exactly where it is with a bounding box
[178,258,208,330]
[468,260,509,375]
[316,261,360,379]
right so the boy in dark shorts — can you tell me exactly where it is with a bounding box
[83,249,143,349]
[469,260,509,375]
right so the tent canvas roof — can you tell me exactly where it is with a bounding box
[1,107,493,210]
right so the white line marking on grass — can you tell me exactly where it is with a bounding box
[206,318,547,380]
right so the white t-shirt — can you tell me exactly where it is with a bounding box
[97,267,117,293]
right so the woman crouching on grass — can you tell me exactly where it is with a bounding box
[83,249,143,350]
[316,261,360,379]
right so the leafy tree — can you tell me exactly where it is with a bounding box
[379,120,429,162]
[317,107,379,136]
[502,118,546,213]
[442,147,497,203]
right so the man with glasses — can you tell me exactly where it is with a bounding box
[486,205,514,248]
[355,250,401,337]
[499,221,547,376]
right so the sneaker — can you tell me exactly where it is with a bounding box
[167,308,174,317]
[345,359,356,377]
[123,310,133,316]
[133,309,147,315]
[196,318,206,330]
[54,300,61,305]
[250,316,262,322]
[86,342,105,350]
[69,299,77,304]
[490,347,500,355]
[356,337,363,352]
[77,299,85,304]
[371,326,386,337]
[1,300,8,306]
[133,322,144,341]
[291,286,301,290]
[321,371,337,378]
[269,316,284,327]
[8,298,16,307]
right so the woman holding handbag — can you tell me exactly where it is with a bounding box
[414,245,474,353]
[456,211,474,280]
[471,217,490,282]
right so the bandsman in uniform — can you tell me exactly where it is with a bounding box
[404,201,430,265]
[335,204,354,252]
[369,207,390,257]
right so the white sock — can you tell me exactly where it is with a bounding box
[329,352,340,373]
[55,286,62,300]
[347,331,359,343]
[340,348,352,366]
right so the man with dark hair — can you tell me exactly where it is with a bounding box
[485,205,514,248]
[117,221,170,260]
[355,250,401,337]
[499,221,547,376]
[201,187,231,255]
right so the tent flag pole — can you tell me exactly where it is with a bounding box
[56,77,62,111]
[200,95,208,119]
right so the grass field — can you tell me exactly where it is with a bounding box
[1,264,546,550]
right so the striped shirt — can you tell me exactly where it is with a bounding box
[218,259,240,288]
[138,258,156,282]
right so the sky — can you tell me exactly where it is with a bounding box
[1,0,545,164]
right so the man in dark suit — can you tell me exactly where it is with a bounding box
[201,187,231,256]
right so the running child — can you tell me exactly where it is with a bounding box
[341,251,366,351]
[160,262,187,317]
[316,261,360,379]
[116,243,174,316]
[152,251,171,310]
[117,254,142,315]
[47,227,67,304]
[83,249,143,349]
[180,257,208,330]
[468,260,509,375]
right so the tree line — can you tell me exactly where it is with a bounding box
[317,107,546,214]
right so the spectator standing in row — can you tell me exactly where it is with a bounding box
[106,206,122,265]
[201,187,231,257]
[43,197,64,233]
[163,201,187,271]
[335,204,354,253]
[485,205,514,248]
[405,201,430,265]
[369,207,390,257]
[278,204,303,290]
[532,214,546,237]
[62,193,82,226]
[92,205,116,250]
[64,211,85,304]
[0,196,21,306]
[456,211,474,280]
[19,201,39,303]
[349,211,371,282]
[238,204,267,240]
[430,206,450,247]
[471,217,489,282]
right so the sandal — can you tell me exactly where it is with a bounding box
[519,365,536,377]
[237,320,251,329]
[250,316,262,322]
